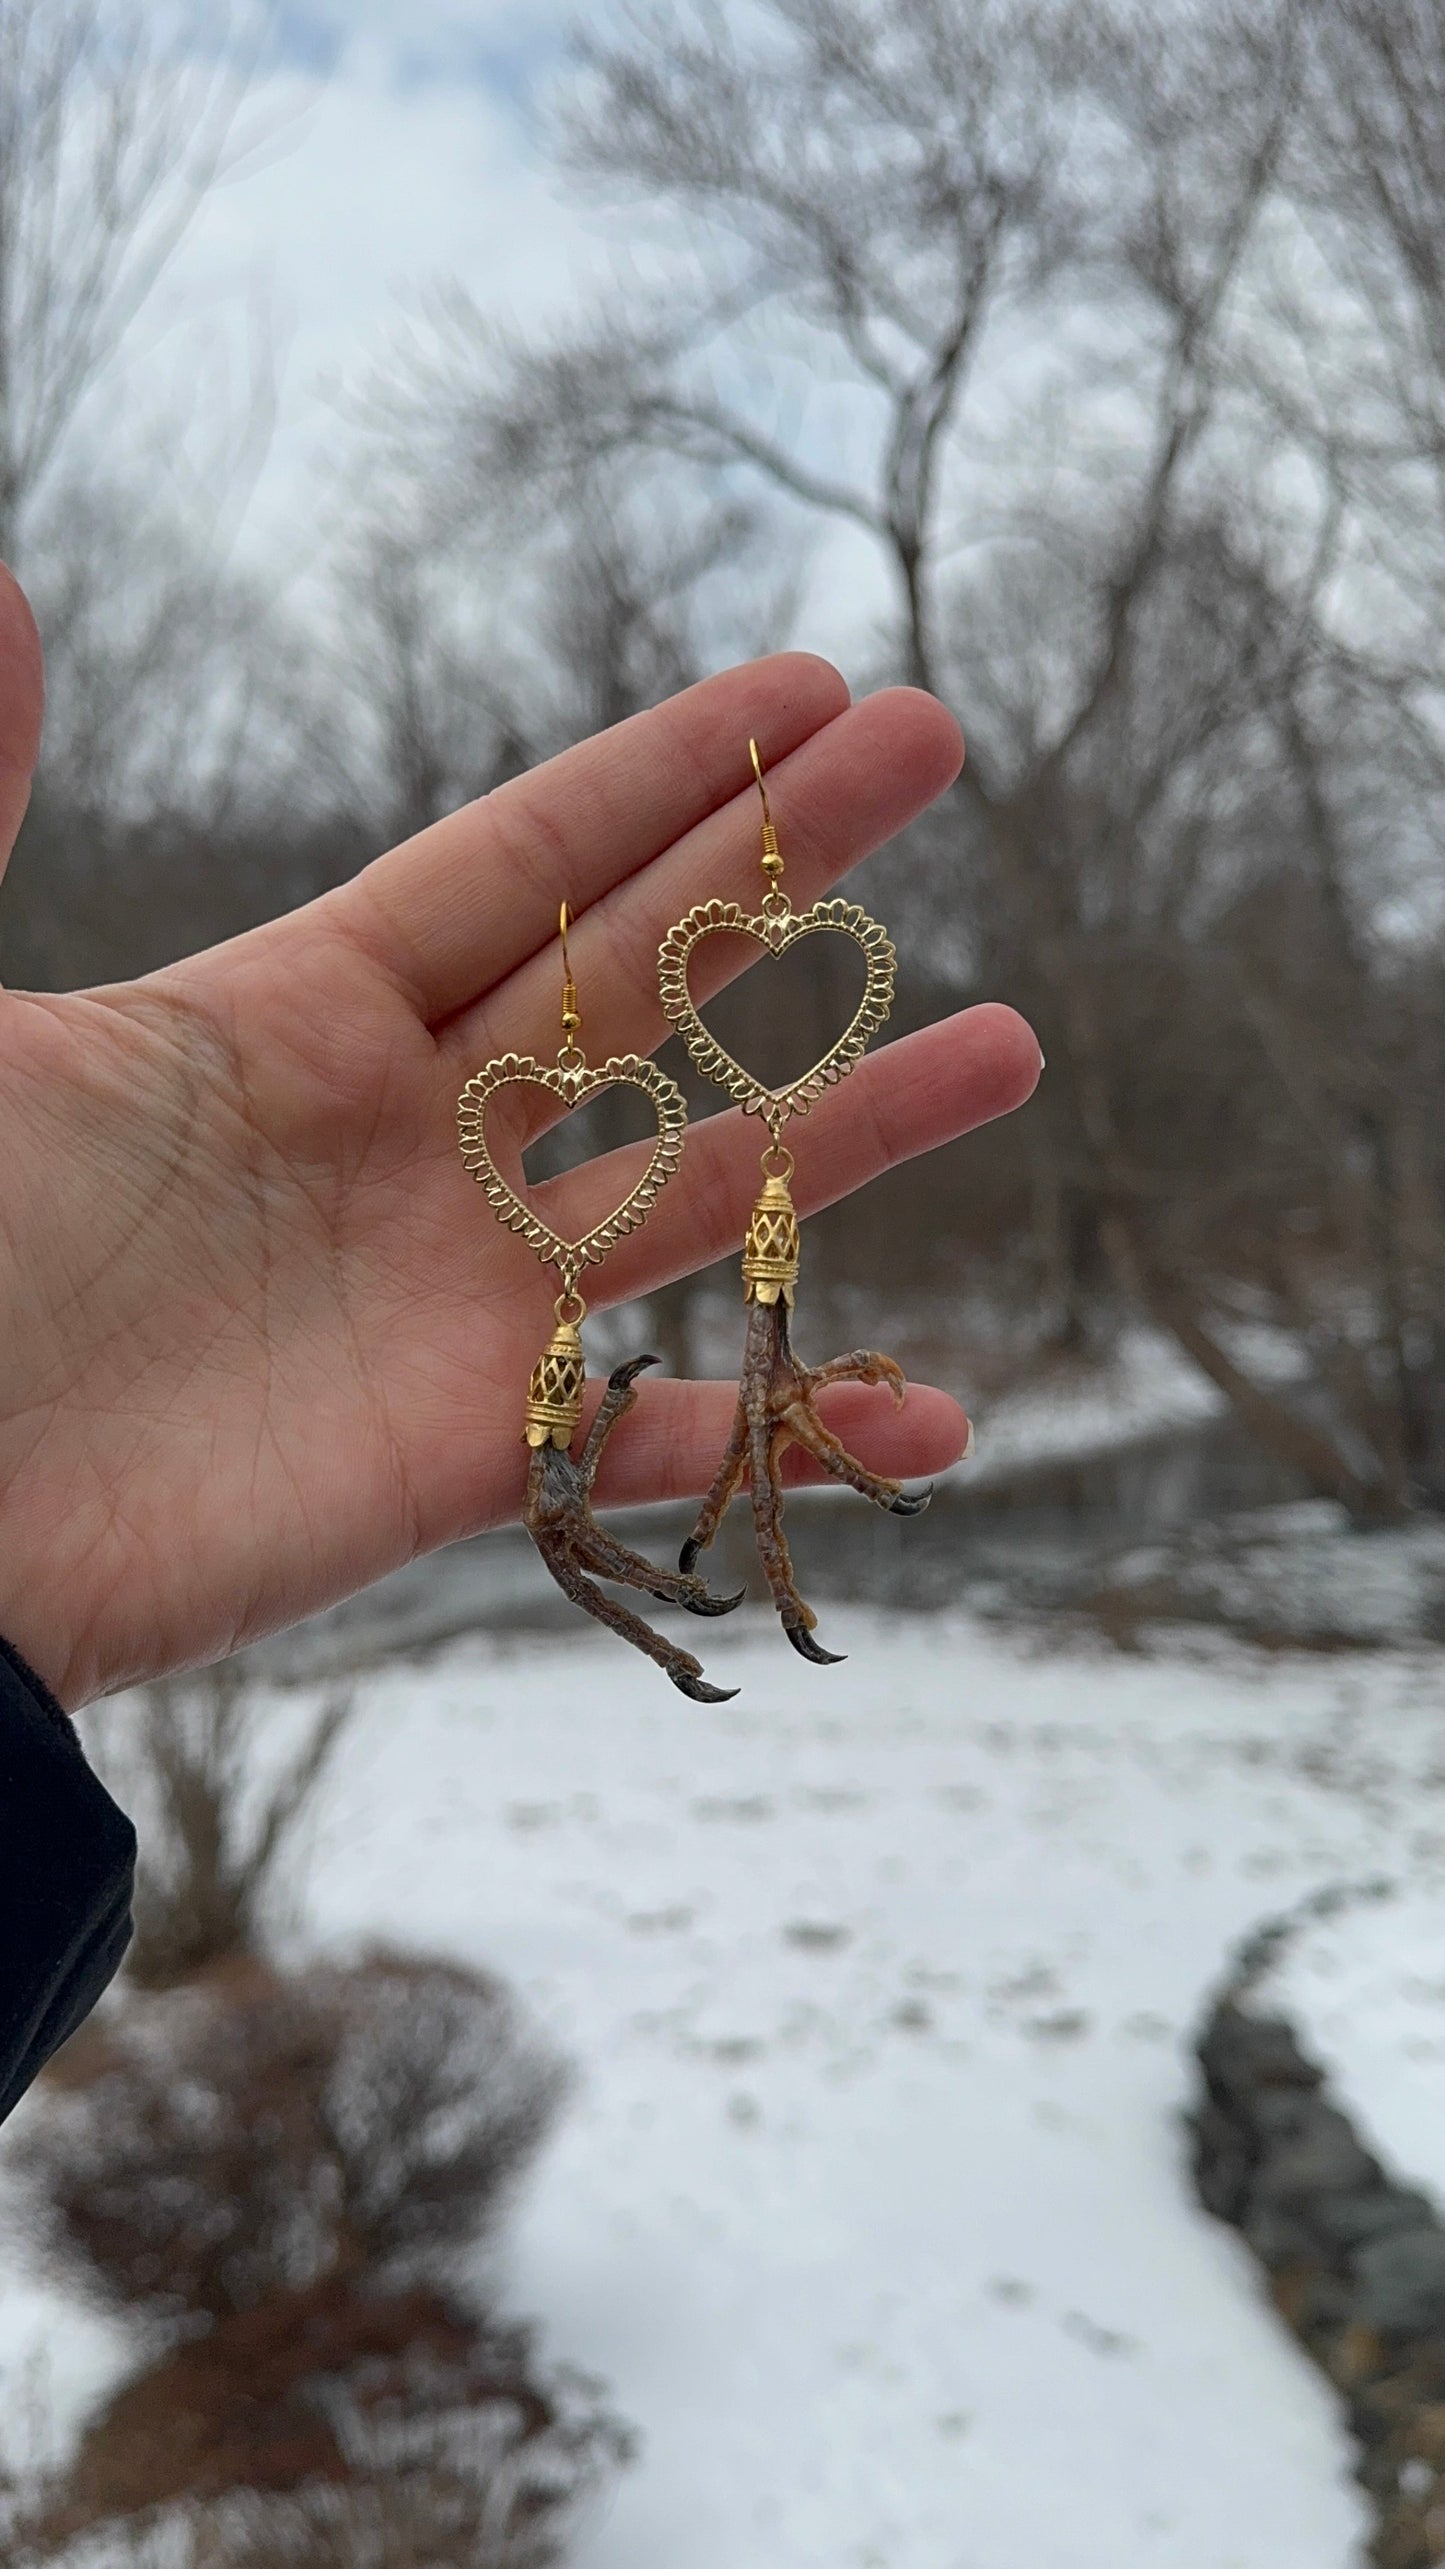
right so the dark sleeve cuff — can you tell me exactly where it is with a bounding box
[0,1634,136,2123]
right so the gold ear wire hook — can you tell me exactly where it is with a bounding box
[559,900,582,1047]
[749,738,783,884]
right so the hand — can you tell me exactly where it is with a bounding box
[0,567,1040,1705]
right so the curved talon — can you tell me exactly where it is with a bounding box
[608,1351,660,1391]
[786,1623,846,1666]
[674,1669,741,1705]
[679,1534,704,1577]
[889,1484,933,1517]
[683,1582,747,1617]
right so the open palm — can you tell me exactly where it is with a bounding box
[0,570,1039,1705]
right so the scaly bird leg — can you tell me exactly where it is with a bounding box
[779,1393,932,1516]
[750,1386,843,1665]
[577,1353,744,1612]
[802,1348,908,1401]
[679,1393,750,1578]
[524,1352,741,1702]
[779,1302,931,1520]
[572,1513,744,1616]
[530,1527,738,1704]
[578,1351,653,1480]
[682,1292,931,1665]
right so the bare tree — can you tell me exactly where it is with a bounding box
[0,0,270,562]
[80,1662,355,1989]
[383,0,1445,1518]
[0,0,347,992]
[395,0,1078,700]
[4,471,363,989]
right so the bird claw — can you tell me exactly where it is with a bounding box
[683,1582,748,1617]
[684,1297,924,1656]
[786,1622,847,1666]
[607,1351,660,1393]
[673,1669,741,1705]
[524,1348,734,1699]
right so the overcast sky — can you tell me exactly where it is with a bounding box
[131,0,892,663]
[150,2,601,552]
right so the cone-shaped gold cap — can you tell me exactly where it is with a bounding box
[524,1320,586,1448]
[742,1172,800,1306]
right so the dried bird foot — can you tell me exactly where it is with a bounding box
[526,1354,742,1704]
[680,1299,931,1665]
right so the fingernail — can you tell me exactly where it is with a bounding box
[962,1418,975,1462]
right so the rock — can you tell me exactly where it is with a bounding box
[1403,2401,1445,2466]
[1244,2205,1334,2269]
[1316,2190,1439,2251]
[1193,1983,1445,2568]
[1322,2319,1387,2391]
[1252,2110,1382,2207]
[1192,2098,1252,2220]
[1354,2231,1445,2338]
[1250,2084,1325,2139]
[1198,2004,1324,2106]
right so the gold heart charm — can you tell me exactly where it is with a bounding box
[457,1051,686,1284]
[657,896,896,1122]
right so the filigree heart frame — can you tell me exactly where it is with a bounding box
[457,1052,686,1279]
[657,896,896,1122]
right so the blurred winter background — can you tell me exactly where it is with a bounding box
[4,1,1445,2562]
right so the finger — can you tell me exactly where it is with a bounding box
[437,684,965,1129]
[0,565,44,888]
[583,1372,971,1511]
[329,652,851,1023]
[530,1002,1043,1303]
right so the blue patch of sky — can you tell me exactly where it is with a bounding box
[272,4,345,76]
[270,1,568,110]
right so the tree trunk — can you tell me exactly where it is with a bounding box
[1133,1261,1408,1527]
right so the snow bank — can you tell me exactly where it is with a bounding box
[14,1609,1437,2565]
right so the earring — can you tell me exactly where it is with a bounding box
[458,902,743,1701]
[657,744,930,1663]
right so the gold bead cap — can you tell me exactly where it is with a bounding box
[742,1172,801,1306]
[524,1320,586,1447]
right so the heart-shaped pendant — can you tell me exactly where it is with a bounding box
[457,1051,686,1282]
[657,896,895,1123]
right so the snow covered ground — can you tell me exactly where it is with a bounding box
[13,1609,1445,2565]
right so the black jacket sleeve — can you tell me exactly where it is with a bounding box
[0,1635,136,2123]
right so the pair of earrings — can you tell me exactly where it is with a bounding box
[457,743,929,1701]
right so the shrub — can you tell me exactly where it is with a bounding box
[2,1952,623,2564]
[82,1664,356,1991]
[3,2288,632,2564]
[9,1953,569,2327]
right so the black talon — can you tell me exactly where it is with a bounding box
[786,1622,846,1666]
[889,1484,933,1517]
[679,1534,704,1576]
[683,1582,747,1618]
[672,1669,741,1704]
[608,1352,660,1391]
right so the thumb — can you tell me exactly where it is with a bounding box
[0,564,44,883]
